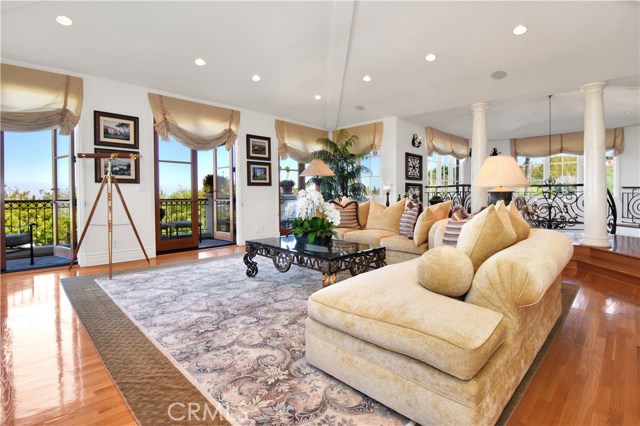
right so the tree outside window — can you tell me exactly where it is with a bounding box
[426,153,459,186]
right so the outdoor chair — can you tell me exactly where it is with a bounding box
[6,223,36,265]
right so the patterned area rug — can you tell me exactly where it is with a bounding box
[94,255,409,426]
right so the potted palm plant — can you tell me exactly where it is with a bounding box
[315,130,370,201]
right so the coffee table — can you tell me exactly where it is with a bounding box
[243,236,386,287]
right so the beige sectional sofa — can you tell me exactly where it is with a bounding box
[306,221,574,425]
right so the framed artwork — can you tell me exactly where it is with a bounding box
[247,161,272,186]
[405,183,423,202]
[94,149,140,184]
[246,134,271,161]
[94,110,139,149]
[405,152,423,181]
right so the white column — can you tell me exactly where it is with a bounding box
[580,81,610,247]
[470,103,489,212]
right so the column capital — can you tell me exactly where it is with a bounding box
[580,81,607,93]
[470,102,489,112]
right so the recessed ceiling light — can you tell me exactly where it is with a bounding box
[496,128,502,131]
[362,75,372,82]
[625,111,632,115]
[194,58,206,66]
[512,25,528,35]
[314,95,322,100]
[355,105,365,111]
[251,74,262,82]
[424,53,437,62]
[491,70,508,80]
[56,15,73,26]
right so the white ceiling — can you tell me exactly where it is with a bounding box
[2,1,639,141]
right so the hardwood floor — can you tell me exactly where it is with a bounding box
[1,246,638,425]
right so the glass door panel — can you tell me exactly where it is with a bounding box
[156,136,198,251]
[213,145,234,241]
[53,131,75,259]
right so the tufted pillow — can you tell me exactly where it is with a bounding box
[399,201,422,239]
[505,201,531,242]
[417,246,475,297]
[413,200,452,246]
[366,199,405,233]
[330,200,360,229]
[456,204,517,271]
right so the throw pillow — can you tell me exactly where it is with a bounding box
[413,200,452,246]
[442,215,474,247]
[330,200,360,229]
[505,202,531,242]
[451,204,469,221]
[366,199,406,233]
[358,200,371,228]
[399,201,421,239]
[417,246,474,297]
[456,204,517,271]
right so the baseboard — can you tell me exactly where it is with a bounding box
[79,247,156,267]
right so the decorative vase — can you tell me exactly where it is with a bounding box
[295,234,332,248]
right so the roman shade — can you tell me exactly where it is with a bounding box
[148,93,240,151]
[335,122,384,155]
[275,119,328,163]
[1,63,84,135]
[510,128,624,157]
[425,127,470,159]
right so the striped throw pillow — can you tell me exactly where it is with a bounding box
[451,204,469,221]
[442,215,474,247]
[399,201,422,239]
[330,201,360,229]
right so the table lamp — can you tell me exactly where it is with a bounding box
[382,183,392,206]
[473,149,529,205]
[300,159,335,191]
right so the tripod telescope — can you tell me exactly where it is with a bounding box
[69,152,150,278]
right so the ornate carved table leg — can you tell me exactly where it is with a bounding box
[243,244,258,277]
[322,273,337,287]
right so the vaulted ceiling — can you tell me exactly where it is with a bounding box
[2,1,639,140]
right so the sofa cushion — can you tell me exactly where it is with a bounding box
[399,201,421,239]
[358,200,371,228]
[413,200,452,246]
[330,200,360,229]
[505,201,531,242]
[366,199,405,233]
[308,259,507,380]
[333,227,358,239]
[343,229,396,247]
[417,246,474,297]
[380,235,428,255]
[457,205,517,271]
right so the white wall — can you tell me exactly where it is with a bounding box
[618,125,639,189]
[395,118,428,201]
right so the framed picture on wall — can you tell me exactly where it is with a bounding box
[94,110,139,149]
[405,152,423,181]
[94,149,140,184]
[246,134,271,161]
[405,183,423,202]
[247,161,272,186]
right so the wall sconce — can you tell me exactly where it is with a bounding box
[411,134,422,148]
[382,183,393,206]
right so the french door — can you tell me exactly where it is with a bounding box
[212,144,234,241]
[52,130,76,259]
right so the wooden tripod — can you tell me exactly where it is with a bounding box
[69,153,149,278]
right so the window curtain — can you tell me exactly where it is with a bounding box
[425,127,470,159]
[0,63,83,135]
[334,122,384,155]
[510,128,624,158]
[275,119,328,163]
[148,93,240,151]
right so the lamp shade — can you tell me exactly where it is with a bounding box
[300,159,335,177]
[473,155,529,189]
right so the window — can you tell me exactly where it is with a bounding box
[605,152,615,193]
[426,153,459,186]
[279,158,305,232]
[518,154,581,185]
[359,154,381,199]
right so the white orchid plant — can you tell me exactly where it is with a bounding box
[286,189,341,243]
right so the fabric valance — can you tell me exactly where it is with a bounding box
[275,119,328,163]
[148,93,240,151]
[334,122,384,155]
[510,128,624,158]
[1,63,84,135]
[425,127,470,159]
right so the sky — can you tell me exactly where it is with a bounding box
[3,131,220,199]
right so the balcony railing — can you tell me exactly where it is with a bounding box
[424,184,471,212]
[620,186,640,226]
[3,199,54,246]
[159,198,209,238]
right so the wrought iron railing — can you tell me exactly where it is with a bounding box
[513,180,617,234]
[620,186,640,226]
[424,184,471,212]
[159,198,208,230]
[3,199,55,245]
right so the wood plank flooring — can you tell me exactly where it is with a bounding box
[1,246,638,425]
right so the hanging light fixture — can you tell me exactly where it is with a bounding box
[547,95,553,157]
